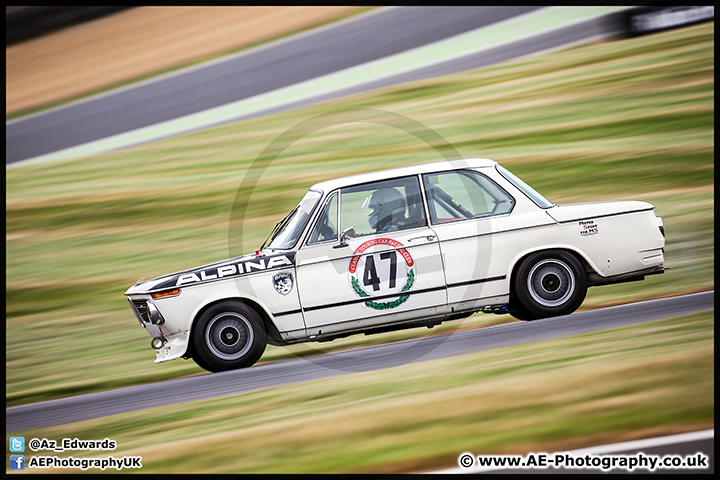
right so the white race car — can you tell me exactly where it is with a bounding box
[125,158,666,372]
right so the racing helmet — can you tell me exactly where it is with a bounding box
[363,188,406,232]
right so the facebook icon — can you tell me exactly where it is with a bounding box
[10,455,25,470]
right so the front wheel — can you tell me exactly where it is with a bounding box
[192,301,267,372]
[511,250,587,320]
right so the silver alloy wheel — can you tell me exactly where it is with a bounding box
[527,258,575,307]
[205,312,254,361]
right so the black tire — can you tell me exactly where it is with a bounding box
[192,301,267,372]
[512,250,587,319]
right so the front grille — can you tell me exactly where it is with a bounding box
[131,299,151,324]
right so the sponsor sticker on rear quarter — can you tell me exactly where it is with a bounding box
[579,219,599,236]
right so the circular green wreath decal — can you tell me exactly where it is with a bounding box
[348,238,416,311]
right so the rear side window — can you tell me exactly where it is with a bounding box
[422,170,514,225]
[496,164,554,208]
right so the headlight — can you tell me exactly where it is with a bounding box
[146,301,165,325]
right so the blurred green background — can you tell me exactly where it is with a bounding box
[5,17,714,474]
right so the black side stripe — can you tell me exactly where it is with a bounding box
[271,275,506,317]
[446,275,506,289]
[302,285,447,312]
[273,308,303,317]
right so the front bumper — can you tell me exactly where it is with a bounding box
[152,330,191,363]
[127,296,190,363]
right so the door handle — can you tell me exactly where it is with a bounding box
[408,235,436,242]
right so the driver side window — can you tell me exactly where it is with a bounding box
[307,193,338,245]
[340,176,426,237]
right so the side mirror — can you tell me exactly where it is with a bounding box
[333,226,356,249]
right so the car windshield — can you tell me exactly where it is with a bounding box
[264,190,322,250]
[496,164,554,208]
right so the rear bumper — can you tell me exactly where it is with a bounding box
[588,264,666,287]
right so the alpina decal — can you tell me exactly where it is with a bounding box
[171,253,296,288]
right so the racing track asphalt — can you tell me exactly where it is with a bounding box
[8,7,634,166]
[6,6,544,165]
[8,8,633,168]
[6,290,713,433]
[203,10,628,130]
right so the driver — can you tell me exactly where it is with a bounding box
[363,188,407,233]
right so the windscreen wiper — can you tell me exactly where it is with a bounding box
[259,207,297,251]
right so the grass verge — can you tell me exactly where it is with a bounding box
[5,22,714,405]
[6,311,713,473]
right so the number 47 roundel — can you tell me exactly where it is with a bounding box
[347,238,416,311]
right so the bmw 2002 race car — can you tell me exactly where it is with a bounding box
[125,158,666,372]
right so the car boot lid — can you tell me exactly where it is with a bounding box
[545,200,654,223]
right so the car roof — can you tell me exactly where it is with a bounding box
[309,158,498,193]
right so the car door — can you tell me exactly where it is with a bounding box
[295,175,447,337]
[420,169,517,305]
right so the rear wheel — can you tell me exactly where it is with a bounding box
[511,250,587,320]
[192,301,267,372]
